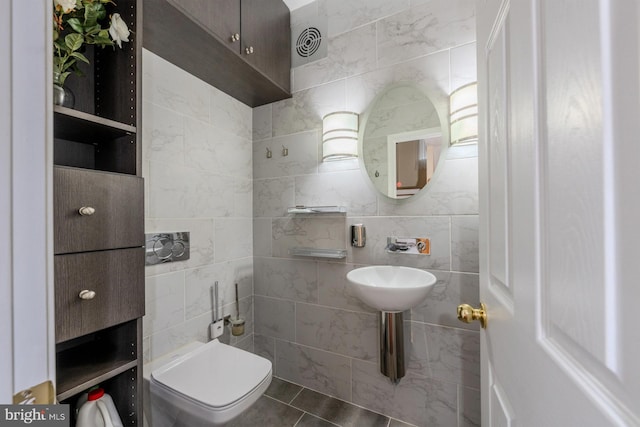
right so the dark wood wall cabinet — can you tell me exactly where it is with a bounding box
[53,0,144,424]
[144,0,292,107]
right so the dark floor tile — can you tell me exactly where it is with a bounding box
[291,388,389,427]
[296,413,339,427]
[227,395,303,427]
[389,419,417,427]
[264,376,303,404]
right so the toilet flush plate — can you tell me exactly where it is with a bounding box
[145,232,190,265]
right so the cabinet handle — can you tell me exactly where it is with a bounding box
[231,33,240,42]
[79,290,96,300]
[245,46,254,55]
[78,206,96,216]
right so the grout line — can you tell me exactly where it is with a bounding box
[293,410,341,427]
[292,412,305,427]
[456,383,462,427]
[449,215,453,272]
[289,386,304,404]
[305,413,341,427]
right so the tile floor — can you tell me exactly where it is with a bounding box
[227,377,415,427]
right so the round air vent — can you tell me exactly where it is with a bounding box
[296,27,322,58]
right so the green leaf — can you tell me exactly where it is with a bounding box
[53,39,65,53]
[83,3,99,27]
[53,29,59,42]
[95,4,107,20]
[65,33,84,51]
[92,36,113,46]
[58,71,71,86]
[66,18,84,34]
[61,59,76,72]
[70,52,90,64]
[85,24,101,36]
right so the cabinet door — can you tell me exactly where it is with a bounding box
[171,0,241,54]
[54,167,144,254]
[241,0,291,91]
[54,248,144,343]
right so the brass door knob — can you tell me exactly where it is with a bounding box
[457,303,487,328]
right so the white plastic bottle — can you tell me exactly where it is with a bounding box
[76,388,124,427]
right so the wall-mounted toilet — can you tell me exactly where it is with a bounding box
[143,339,272,427]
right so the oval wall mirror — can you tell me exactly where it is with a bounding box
[359,83,445,199]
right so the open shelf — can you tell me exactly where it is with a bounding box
[59,366,139,426]
[287,206,347,214]
[57,358,137,401]
[56,320,138,401]
[54,106,136,142]
[289,247,347,259]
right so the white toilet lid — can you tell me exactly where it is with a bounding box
[151,339,272,409]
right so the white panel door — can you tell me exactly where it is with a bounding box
[477,0,640,425]
[0,0,55,402]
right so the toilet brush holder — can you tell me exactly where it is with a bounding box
[230,317,245,336]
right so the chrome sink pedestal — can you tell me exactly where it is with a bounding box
[345,265,437,383]
[380,311,404,383]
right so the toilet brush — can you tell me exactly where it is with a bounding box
[231,283,245,336]
[209,281,224,340]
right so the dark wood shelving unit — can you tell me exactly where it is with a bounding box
[53,0,144,424]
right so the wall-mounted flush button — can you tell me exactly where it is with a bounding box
[146,232,190,265]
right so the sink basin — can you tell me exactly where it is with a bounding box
[346,265,437,312]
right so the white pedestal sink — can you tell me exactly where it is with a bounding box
[346,265,437,382]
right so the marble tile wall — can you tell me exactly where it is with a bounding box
[141,49,255,362]
[252,1,480,426]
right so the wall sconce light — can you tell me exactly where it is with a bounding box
[450,82,478,145]
[322,111,359,161]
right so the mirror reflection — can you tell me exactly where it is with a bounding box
[360,83,444,199]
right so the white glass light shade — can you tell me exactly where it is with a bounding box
[322,112,359,161]
[450,82,478,145]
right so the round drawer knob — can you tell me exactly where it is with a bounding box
[245,46,254,55]
[78,206,96,216]
[231,33,240,42]
[79,290,96,300]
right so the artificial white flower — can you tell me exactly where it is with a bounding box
[108,13,130,48]
[54,0,76,14]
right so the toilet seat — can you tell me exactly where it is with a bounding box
[148,339,272,426]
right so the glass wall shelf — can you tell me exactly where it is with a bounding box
[289,247,347,259]
[287,206,347,214]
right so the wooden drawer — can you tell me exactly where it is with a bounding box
[54,166,144,254]
[55,248,145,343]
